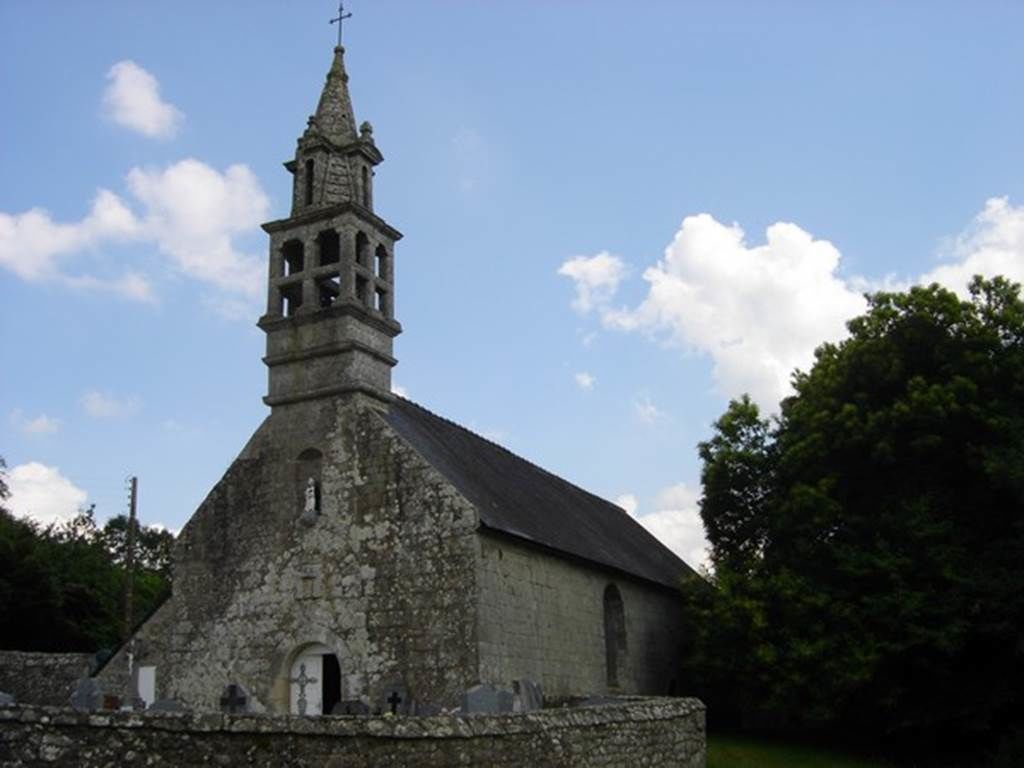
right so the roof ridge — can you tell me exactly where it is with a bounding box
[396,395,629,514]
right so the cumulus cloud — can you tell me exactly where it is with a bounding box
[574,371,595,391]
[604,214,867,411]
[923,197,1024,295]
[561,199,1024,412]
[10,410,61,436]
[0,189,151,300]
[633,395,663,424]
[126,159,267,297]
[0,159,268,309]
[392,383,409,398]
[625,483,709,571]
[558,252,627,313]
[615,493,638,516]
[103,60,183,139]
[6,463,88,527]
[81,390,141,419]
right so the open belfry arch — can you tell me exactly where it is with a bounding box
[95,32,694,716]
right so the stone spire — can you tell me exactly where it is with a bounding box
[258,45,402,409]
[309,46,357,145]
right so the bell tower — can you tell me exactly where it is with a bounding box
[258,45,402,407]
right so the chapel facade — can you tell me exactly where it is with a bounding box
[97,45,694,715]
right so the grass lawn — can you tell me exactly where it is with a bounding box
[708,734,890,768]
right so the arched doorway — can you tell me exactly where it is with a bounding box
[289,643,342,715]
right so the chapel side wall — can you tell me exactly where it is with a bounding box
[108,396,480,713]
[475,532,687,698]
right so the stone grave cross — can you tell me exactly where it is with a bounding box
[386,690,403,715]
[290,663,318,715]
[219,684,247,714]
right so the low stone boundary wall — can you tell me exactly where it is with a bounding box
[0,652,93,708]
[0,697,705,767]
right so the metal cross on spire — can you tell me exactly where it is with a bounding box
[330,1,353,47]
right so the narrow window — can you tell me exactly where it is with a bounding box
[374,244,388,279]
[281,283,303,317]
[282,240,305,276]
[374,287,387,313]
[603,584,627,688]
[317,229,340,266]
[304,159,315,206]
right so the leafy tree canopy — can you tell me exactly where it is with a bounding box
[0,462,172,654]
[685,277,1024,759]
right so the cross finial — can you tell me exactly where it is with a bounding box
[330,1,353,47]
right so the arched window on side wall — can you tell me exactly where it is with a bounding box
[603,584,627,689]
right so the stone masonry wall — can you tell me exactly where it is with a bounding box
[476,533,687,698]
[0,652,93,707]
[0,698,706,768]
[97,394,481,713]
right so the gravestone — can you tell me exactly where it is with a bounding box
[332,699,369,716]
[150,698,185,712]
[413,701,442,717]
[379,680,410,716]
[69,678,103,712]
[0,691,14,707]
[219,683,252,714]
[460,683,514,715]
[513,678,543,712]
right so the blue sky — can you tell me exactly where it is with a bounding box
[3,1,1023,567]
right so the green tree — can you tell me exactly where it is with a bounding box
[0,460,174,653]
[686,278,1024,757]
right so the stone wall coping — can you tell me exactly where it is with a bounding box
[0,697,704,740]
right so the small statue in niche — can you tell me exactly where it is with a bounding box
[300,477,319,526]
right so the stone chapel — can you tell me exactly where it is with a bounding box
[97,44,696,715]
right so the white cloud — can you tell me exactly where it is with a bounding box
[574,371,595,391]
[25,415,60,435]
[10,410,61,436]
[633,395,663,424]
[606,214,867,411]
[392,384,409,398]
[81,390,141,419]
[615,493,638,516]
[148,522,181,537]
[104,60,183,139]
[923,197,1024,295]
[562,199,1024,413]
[0,189,149,299]
[0,159,268,310]
[127,159,268,297]
[6,463,88,527]
[558,252,628,313]
[627,482,709,571]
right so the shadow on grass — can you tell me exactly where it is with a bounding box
[708,733,892,768]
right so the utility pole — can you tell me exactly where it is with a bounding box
[124,476,138,676]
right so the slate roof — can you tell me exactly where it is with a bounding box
[384,397,698,590]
